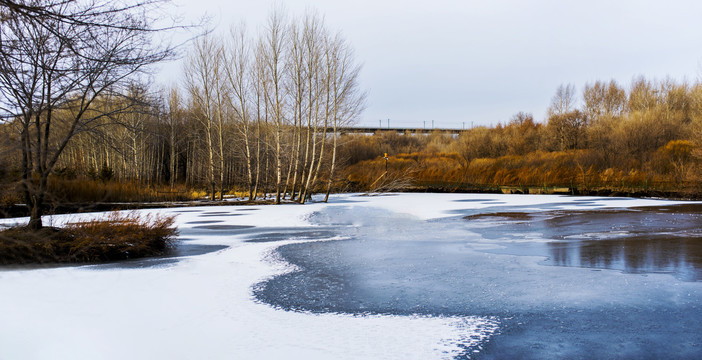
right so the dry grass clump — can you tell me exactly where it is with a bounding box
[342,148,702,195]
[0,212,178,265]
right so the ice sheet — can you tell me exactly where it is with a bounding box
[0,193,697,359]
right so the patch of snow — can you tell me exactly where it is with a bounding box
[0,193,696,359]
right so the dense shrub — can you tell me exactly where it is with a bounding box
[0,212,178,264]
[343,148,698,194]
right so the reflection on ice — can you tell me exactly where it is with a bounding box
[546,236,702,281]
[465,206,702,281]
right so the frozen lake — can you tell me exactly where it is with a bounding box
[1,194,701,359]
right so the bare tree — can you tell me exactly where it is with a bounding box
[583,80,626,122]
[225,23,256,200]
[308,30,335,200]
[548,83,576,117]
[323,33,365,202]
[213,56,228,201]
[183,34,221,201]
[547,110,587,150]
[260,7,287,204]
[628,76,658,112]
[299,13,324,204]
[251,42,268,200]
[116,84,153,183]
[0,4,367,211]
[0,1,169,28]
[284,19,306,201]
[0,0,176,229]
[166,86,183,188]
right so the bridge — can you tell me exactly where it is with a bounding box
[336,127,465,135]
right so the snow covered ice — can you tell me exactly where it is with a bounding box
[1,193,701,359]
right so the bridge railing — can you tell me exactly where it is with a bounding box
[335,127,464,135]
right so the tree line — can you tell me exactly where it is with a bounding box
[51,10,364,204]
[341,77,702,195]
[178,10,364,203]
[0,2,364,228]
[2,1,701,231]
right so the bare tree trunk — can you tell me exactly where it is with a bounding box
[275,120,282,204]
[311,42,334,195]
[253,119,261,200]
[298,13,324,204]
[283,126,296,199]
[300,124,319,203]
[184,35,222,202]
[299,124,312,200]
[324,34,365,201]
[290,110,303,200]
[207,125,216,201]
[285,23,305,201]
[252,43,267,201]
[299,91,320,203]
[169,90,178,188]
[264,147,270,199]
[227,24,255,201]
[324,123,338,202]
[261,9,287,204]
[218,127,225,201]
[310,106,329,195]
[216,98,226,201]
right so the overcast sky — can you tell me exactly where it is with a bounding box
[165,0,702,128]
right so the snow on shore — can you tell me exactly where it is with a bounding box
[0,193,693,359]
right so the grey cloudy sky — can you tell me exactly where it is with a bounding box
[167,0,702,128]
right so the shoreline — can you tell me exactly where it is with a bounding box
[2,187,701,220]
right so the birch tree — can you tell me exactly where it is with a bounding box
[183,35,221,201]
[251,42,268,200]
[260,8,287,204]
[166,86,183,187]
[284,20,305,200]
[548,83,577,117]
[298,14,324,203]
[225,24,256,200]
[323,34,365,202]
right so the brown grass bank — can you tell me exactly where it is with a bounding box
[0,212,178,265]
